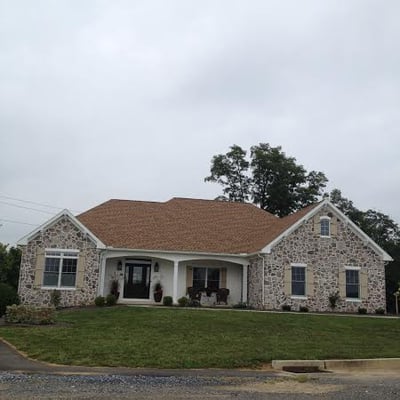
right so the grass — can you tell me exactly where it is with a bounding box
[1,306,399,369]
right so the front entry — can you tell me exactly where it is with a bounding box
[124,262,151,299]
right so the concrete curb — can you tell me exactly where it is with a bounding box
[272,358,400,372]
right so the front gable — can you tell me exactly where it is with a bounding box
[262,199,393,262]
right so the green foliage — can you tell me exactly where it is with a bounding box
[204,144,251,202]
[0,243,21,290]
[281,304,291,311]
[105,294,117,306]
[177,296,189,307]
[50,290,61,309]
[232,302,249,309]
[328,291,340,310]
[0,282,19,317]
[5,304,55,325]
[375,308,385,315]
[205,143,327,216]
[94,296,106,307]
[358,307,367,315]
[250,144,327,216]
[162,296,173,306]
[299,306,309,312]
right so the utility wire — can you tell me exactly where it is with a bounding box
[0,194,81,213]
[0,200,55,215]
[0,218,39,226]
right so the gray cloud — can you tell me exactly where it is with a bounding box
[1,0,399,244]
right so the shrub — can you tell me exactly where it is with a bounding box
[299,306,309,312]
[177,296,189,307]
[188,299,201,307]
[163,296,173,306]
[233,302,248,309]
[50,290,61,309]
[375,307,385,315]
[281,304,291,311]
[358,307,367,315]
[5,304,55,325]
[328,291,340,310]
[0,283,19,317]
[95,296,106,307]
[106,294,117,306]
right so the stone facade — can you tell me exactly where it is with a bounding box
[248,206,387,313]
[18,216,100,307]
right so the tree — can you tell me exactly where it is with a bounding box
[0,243,21,290]
[204,145,251,202]
[330,189,400,313]
[205,143,328,216]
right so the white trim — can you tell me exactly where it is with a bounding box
[45,248,79,253]
[17,209,106,249]
[319,216,331,238]
[344,266,361,300]
[261,199,393,262]
[291,295,308,300]
[291,262,307,267]
[345,298,362,303]
[345,266,361,271]
[40,287,76,291]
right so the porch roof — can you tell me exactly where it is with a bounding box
[77,198,318,255]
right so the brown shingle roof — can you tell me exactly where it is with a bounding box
[76,198,319,254]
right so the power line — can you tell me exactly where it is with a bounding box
[0,218,39,227]
[0,194,81,213]
[0,201,55,215]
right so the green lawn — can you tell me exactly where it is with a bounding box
[1,306,399,369]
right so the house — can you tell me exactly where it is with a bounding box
[17,197,392,312]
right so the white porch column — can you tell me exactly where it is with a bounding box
[242,264,248,303]
[98,253,107,296]
[173,260,179,304]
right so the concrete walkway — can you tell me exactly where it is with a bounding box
[0,338,275,377]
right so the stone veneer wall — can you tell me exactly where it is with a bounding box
[248,207,386,313]
[18,216,100,307]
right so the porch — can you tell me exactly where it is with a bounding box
[98,250,249,306]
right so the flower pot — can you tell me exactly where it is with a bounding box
[154,291,163,303]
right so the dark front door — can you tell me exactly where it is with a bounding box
[124,263,151,299]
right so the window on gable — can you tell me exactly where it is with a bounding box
[291,266,306,296]
[43,250,78,288]
[320,217,331,237]
[346,269,360,299]
[193,267,220,291]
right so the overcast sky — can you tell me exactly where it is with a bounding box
[1,0,399,245]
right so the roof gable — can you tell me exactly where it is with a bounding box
[261,199,393,262]
[17,209,105,248]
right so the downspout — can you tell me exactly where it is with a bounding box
[257,253,266,308]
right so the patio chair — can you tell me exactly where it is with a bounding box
[216,288,230,305]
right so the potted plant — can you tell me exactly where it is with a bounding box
[153,282,163,303]
[110,279,120,300]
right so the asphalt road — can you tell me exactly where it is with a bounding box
[0,371,399,399]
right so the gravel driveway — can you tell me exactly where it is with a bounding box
[1,371,400,399]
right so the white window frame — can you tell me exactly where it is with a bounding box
[290,263,307,299]
[192,267,221,290]
[345,266,361,302]
[42,248,79,290]
[320,216,331,237]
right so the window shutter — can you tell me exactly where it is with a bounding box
[360,270,368,300]
[306,265,314,297]
[220,267,227,288]
[313,216,320,236]
[186,266,193,289]
[331,218,338,236]
[338,267,346,298]
[34,248,45,288]
[284,265,292,295]
[76,255,86,288]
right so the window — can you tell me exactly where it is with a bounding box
[291,266,306,296]
[320,217,330,237]
[43,250,78,288]
[193,267,220,291]
[346,269,360,299]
